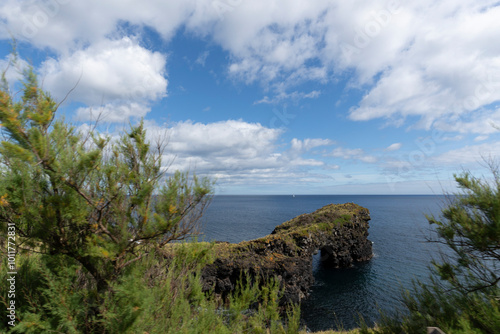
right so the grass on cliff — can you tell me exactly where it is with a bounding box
[276,203,369,233]
[0,241,301,333]
[200,203,370,263]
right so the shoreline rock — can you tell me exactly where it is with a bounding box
[200,203,373,304]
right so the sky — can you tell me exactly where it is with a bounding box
[1,0,500,195]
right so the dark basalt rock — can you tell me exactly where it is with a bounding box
[200,203,373,304]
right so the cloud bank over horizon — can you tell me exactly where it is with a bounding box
[1,0,499,193]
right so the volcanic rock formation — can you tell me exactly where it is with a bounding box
[200,202,373,304]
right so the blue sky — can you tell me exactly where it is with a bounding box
[1,0,500,194]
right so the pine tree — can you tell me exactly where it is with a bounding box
[0,53,304,334]
[429,166,500,296]
[366,166,500,333]
[0,61,212,301]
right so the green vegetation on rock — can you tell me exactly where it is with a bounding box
[191,202,373,307]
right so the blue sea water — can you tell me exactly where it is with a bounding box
[198,195,449,331]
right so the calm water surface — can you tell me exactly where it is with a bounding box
[199,195,448,331]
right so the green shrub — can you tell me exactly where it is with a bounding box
[370,167,500,334]
[1,243,300,333]
[0,51,300,333]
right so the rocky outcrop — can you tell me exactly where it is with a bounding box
[200,203,373,304]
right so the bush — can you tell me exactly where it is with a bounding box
[0,54,300,333]
[0,243,300,333]
[368,167,500,334]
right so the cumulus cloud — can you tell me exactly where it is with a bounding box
[385,143,402,151]
[75,102,150,123]
[433,108,500,135]
[139,120,334,188]
[207,0,500,131]
[3,0,500,131]
[347,2,500,130]
[136,120,365,187]
[40,37,167,106]
[289,138,334,154]
[215,2,498,132]
[166,120,281,158]
[2,0,500,195]
[327,147,377,163]
[0,0,200,51]
[432,141,500,166]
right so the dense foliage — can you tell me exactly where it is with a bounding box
[0,242,300,333]
[0,60,299,333]
[363,168,500,334]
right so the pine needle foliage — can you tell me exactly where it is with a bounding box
[0,56,301,333]
[0,62,212,291]
[364,166,500,334]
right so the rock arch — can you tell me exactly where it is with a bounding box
[200,203,373,304]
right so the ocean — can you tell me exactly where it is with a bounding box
[198,195,449,331]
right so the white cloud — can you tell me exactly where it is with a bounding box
[385,143,402,151]
[328,179,459,195]
[165,120,281,159]
[433,108,500,135]
[7,0,500,195]
[327,147,377,163]
[138,120,335,190]
[2,0,500,134]
[474,135,489,142]
[40,37,167,106]
[432,141,500,166]
[195,51,210,66]
[215,0,331,89]
[289,138,334,154]
[0,0,500,131]
[254,90,321,104]
[205,1,500,133]
[206,1,500,132]
[0,0,200,51]
[348,2,500,131]
[75,102,150,123]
